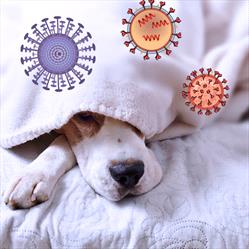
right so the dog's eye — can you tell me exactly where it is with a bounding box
[76,113,95,122]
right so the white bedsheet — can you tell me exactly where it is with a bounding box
[1,121,248,249]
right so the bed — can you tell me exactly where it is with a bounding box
[1,121,248,249]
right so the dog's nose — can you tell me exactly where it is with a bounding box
[109,161,144,188]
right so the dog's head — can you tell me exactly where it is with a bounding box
[61,111,162,201]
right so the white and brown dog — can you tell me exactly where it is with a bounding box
[3,111,163,209]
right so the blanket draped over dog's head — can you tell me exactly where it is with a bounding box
[1,0,248,148]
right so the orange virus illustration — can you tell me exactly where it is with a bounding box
[121,0,181,60]
[182,68,230,116]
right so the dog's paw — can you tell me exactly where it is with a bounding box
[3,171,53,209]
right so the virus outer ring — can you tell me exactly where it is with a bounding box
[121,0,181,60]
[20,16,96,92]
[182,68,230,116]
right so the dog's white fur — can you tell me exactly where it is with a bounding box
[70,117,162,201]
[3,115,162,209]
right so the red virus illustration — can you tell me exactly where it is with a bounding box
[182,68,230,116]
[121,0,181,60]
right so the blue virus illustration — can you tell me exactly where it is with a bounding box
[20,16,96,92]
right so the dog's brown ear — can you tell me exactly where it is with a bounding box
[57,112,105,146]
[55,127,64,134]
[55,117,75,135]
[58,119,83,145]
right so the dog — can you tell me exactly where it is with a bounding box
[3,111,163,209]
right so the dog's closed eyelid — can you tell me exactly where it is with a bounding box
[75,113,95,122]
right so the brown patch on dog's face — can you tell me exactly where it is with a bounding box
[61,112,105,145]
[60,112,144,147]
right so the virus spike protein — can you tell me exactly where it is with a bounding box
[182,68,230,116]
[121,0,181,60]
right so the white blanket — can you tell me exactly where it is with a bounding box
[1,122,248,248]
[1,0,249,148]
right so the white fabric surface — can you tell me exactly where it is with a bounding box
[1,0,249,148]
[0,122,248,248]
